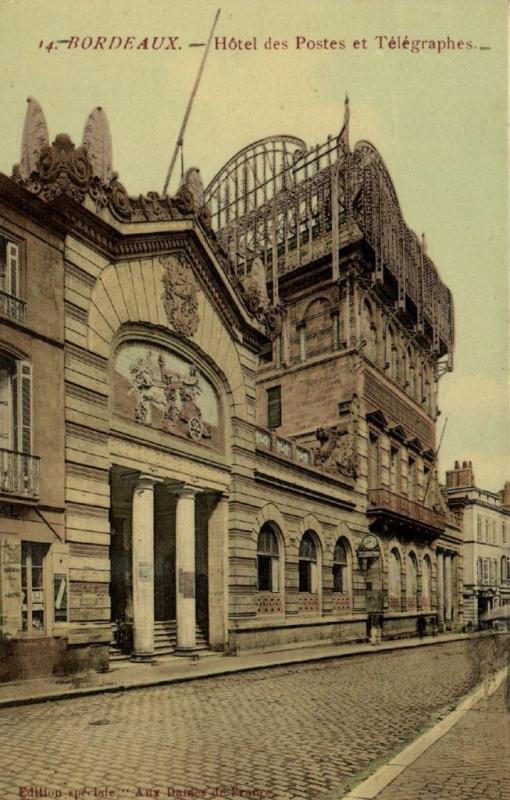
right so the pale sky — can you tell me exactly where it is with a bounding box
[0,0,507,491]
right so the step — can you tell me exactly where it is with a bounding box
[110,620,209,660]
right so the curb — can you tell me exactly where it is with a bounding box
[337,665,508,800]
[0,632,482,709]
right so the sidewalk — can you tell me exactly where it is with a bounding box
[341,667,509,800]
[0,631,470,708]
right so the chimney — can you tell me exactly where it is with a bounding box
[501,481,510,510]
[445,460,475,489]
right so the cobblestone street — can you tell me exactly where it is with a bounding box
[0,638,507,800]
[377,683,510,800]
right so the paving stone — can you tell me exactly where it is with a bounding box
[0,639,507,800]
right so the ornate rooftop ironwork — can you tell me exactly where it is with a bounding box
[204,105,454,364]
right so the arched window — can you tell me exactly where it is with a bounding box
[302,297,333,359]
[406,552,418,610]
[333,538,351,594]
[388,549,402,611]
[257,523,280,592]
[299,531,318,593]
[422,555,432,611]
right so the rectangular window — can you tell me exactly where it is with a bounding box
[260,341,273,365]
[477,516,482,541]
[267,385,281,429]
[482,558,489,584]
[423,465,431,502]
[390,447,401,493]
[0,238,19,297]
[485,519,489,542]
[368,433,379,491]
[503,523,507,544]
[21,542,48,634]
[408,457,417,502]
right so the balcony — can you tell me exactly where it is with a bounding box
[367,487,445,538]
[0,449,40,500]
[0,289,26,323]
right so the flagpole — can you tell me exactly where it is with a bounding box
[162,8,221,196]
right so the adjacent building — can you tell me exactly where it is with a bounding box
[446,461,510,626]
[0,97,463,681]
[0,163,66,681]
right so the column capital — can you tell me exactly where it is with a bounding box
[176,483,202,499]
[133,474,163,492]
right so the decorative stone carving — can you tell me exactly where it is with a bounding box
[18,97,49,181]
[242,257,269,316]
[333,594,352,612]
[160,255,199,337]
[82,106,113,183]
[298,594,320,613]
[257,594,283,614]
[117,346,217,444]
[12,103,215,227]
[175,167,212,227]
[314,426,358,478]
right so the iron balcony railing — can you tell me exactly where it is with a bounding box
[367,487,446,531]
[0,289,26,323]
[0,448,40,499]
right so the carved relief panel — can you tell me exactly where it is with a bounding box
[113,344,222,451]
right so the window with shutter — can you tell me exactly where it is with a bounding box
[267,385,281,429]
[0,365,12,448]
[13,360,32,454]
[7,242,19,297]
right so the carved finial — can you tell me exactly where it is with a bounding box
[179,167,205,208]
[18,97,49,180]
[82,106,113,183]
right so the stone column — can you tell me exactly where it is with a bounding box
[444,553,453,625]
[208,492,230,650]
[437,551,444,629]
[175,485,201,652]
[131,475,160,661]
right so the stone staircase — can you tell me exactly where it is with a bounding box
[109,620,209,662]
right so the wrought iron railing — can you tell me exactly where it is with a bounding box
[367,487,445,530]
[0,289,26,323]
[0,448,40,499]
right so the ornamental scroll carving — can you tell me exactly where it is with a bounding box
[160,255,199,337]
[12,101,213,225]
[314,426,358,478]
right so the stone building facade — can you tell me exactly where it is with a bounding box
[0,170,67,680]
[446,462,510,627]
[0,98,462,679]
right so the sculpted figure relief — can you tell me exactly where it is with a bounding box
[314,426,358,478]
[127,350,211,442]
